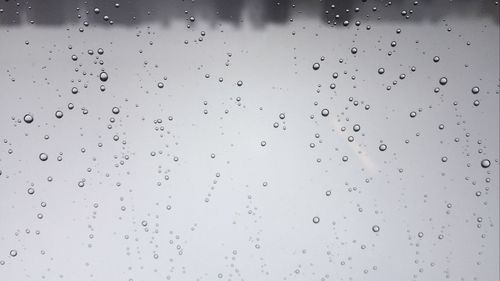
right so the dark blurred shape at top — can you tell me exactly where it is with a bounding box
[0,0,498,26]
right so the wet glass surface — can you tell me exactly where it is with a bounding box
[0,1,499,280]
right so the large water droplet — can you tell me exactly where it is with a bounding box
[481,159,491,168]
[23,114,34,124]
[39,153,48,161]
[99,72,108,82]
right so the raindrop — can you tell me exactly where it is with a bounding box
[39,153,48,161]
[23,114,34,124]
[480,159,491,168]
[99,72,108,82]
[439,77,448,85]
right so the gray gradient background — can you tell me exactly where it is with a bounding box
[0,1,499,280]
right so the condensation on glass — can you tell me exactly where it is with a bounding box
[0,1,499,280]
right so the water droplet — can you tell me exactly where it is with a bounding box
[372,225,380,232]
[112,107,120,114]
[99,72,108,82]
[379,144,387,151]
[39,153,48,161]
[480,159,491,168]
[378,68,385,74]
[9,250,17,257]
[312,62,320,70]
[433,56,440,62]
[471,86,480,94]
[23,114,34,124]
[312,217,320,224]
[55,110,63,119]
[321,109,329,117]
[439,77,448,85]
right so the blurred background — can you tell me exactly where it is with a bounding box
[0,1,499,281]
